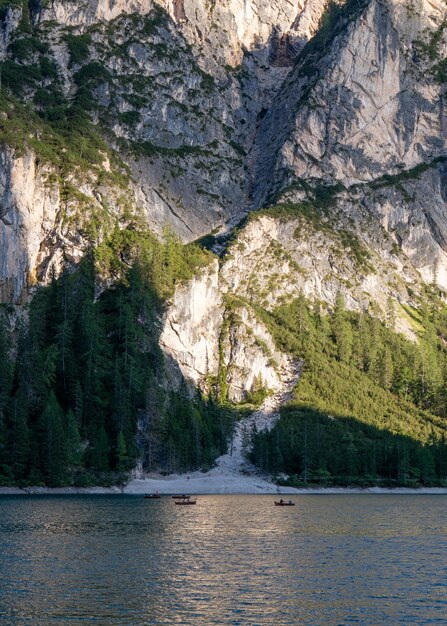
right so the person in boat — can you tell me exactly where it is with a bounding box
[279,498,284,504]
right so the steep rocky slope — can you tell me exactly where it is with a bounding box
[0,0,331,300]
[1,0,446,302]
[1,0,447,455]
[160,259,290,401]
[251,0,447,196]
[158,191,429,401]
[250,0,447,287]
[0,142,131,302]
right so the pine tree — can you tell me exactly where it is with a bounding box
[332,293,353,363]
[0,311,13,432]
[380,347,394,390]
[7,389,30,480]
[37,391,67,486]
[89,426,110,472]
[386,297,396,331]
[116,431,130,472]
[66,410,83,466]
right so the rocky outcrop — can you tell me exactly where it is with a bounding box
[160,159,447,380]
[0,147,128,303]
[160,259,287,401]
[0,149,60,302]
[220,209,415,339]
[160,260,222,388]
[224,160,447,325]
[345,161,447,290]
[40,0,328,67]
[220,305,287,402]
[251,0,447,203]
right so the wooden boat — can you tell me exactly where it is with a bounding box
[172,495,191,500]
[275,500,295,506]
[143,494,161,499]
[175,499,197,505]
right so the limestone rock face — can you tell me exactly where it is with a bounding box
[0,5,20,60]
[0,148,126,303]
[221,209,415,336]
[30,0,330,243]
[160,260,222,388]
[42,0,152,26]
[0,150,59,302]
[41,0,328,67]
[345,163,447,290]
[251,0,447,204]
[220,306,286,402]
[160,259,286,401]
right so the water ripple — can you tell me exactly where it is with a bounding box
[0,494,446,624]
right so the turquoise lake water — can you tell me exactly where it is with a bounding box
[0,494,446,624]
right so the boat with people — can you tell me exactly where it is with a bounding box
[172,494,191,500]
[275,499,295,506]
[175,499,197,505]
[143,493,161,499]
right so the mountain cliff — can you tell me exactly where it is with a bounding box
[2,0,447,486]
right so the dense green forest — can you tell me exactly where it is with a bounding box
[251,294,447,486]
[0,227,234,487]
[3,225,447,488]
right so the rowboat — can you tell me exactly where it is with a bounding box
[172,495,191,500]
[143,494,161,499]
[175,499,197,505]
[275,501,295,506]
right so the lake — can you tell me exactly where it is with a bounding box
[0,494,446,624]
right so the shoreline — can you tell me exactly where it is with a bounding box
[2,468,447,496]
[2,481,447,496]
